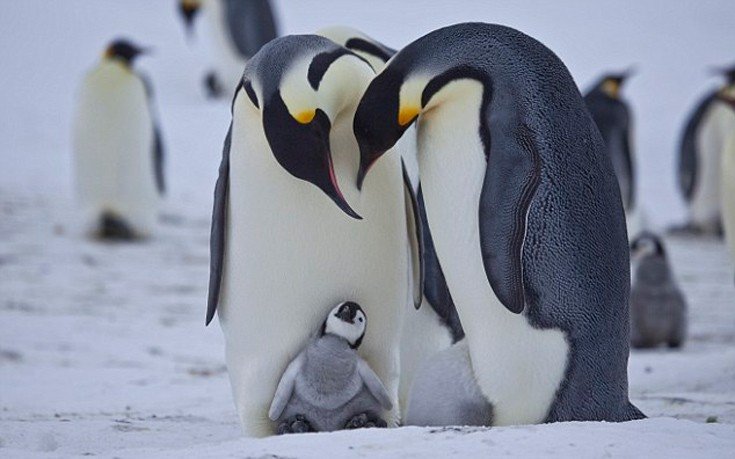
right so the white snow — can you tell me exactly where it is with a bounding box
[1,1,734,457]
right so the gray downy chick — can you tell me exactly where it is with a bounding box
[630,232,688,349]
[268,301,393,433]
[403,339,493,427]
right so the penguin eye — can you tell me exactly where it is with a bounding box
[358,317,364,323]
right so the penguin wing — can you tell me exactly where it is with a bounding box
[141,73,166,194]
[678,91,718,201]
[225,0,278,59]
[356,359,393,410]
[418,187,464,342]
[478,123,541,314]
[402,159,425,309]
[206,124,232,325]
[268,351,306,421]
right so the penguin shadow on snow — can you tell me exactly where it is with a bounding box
[268,302,392,434]
[629,232,688,350]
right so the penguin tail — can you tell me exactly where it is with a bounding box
[626,402,646,420]
[97,212,136,240]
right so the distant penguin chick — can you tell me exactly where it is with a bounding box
[629,232,688,349]
[268,302,393,433]
[72,38,165,240]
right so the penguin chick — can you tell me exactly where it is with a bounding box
[404,339,493,427]
[268,302,393,433]
[629,232,687,349]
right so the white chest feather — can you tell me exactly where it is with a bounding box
[416,79,569,426]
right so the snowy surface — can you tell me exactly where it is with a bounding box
[1,1,734,458]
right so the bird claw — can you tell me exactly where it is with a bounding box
[277,414,314,434]
[344,412,387,429]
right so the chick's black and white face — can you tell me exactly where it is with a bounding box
[324,301,366,347]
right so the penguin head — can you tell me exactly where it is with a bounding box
[594,69,635,99]
[630,231,667,260]
[322,301,367,349]
[104,39,147,67]
[177,0,201,35]
[238,35,376,219]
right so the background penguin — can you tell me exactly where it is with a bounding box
[318,26,465,411]
[354,22,644,425]
[720,133,735,283]
[404,339,492,427]
[676,64,735,235]
[268,302,392,433]
[207,35,421,436]
[584,70,643,239]
[178,0,278,98]
[72,39,165,240]
[629,232,688,349]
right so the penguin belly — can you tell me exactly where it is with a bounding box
[404,339,493,427]
[416,80,569,426]
[73,61,159,238]
[219,98,407,437]
[689,102,735,231]
[721,133,735,270]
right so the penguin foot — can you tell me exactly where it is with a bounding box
[203,71,224,99]
[344,412,387,430]
[98,213,136,240]
[277,414,314,434]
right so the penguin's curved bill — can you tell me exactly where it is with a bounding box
[356,146,384,191]
[325,153,362,220]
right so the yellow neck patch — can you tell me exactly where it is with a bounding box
[398,106,420,126]
[602,80,620,99]
[294,110,316,124]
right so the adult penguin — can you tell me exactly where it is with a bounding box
[677,64,735,235]
[73,39,165,240]
[178,0,278,97]
[207,35,421,436]
[354,22,644,425]
[318,26,465,411]
[584,70,641,238]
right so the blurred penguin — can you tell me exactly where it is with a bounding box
[72,39,165,240]
[629,232,687,349]
[584,70,643,238]
[178,0,278,98]
[676,64,735,236]
[722,131,735,284]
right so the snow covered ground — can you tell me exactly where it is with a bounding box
[1,1,734,457]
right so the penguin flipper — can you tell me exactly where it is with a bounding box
[418,187,465,342]
[678,91,718,201]
[478,123,541,314]
[206,124,232,325]
[357,359,393,411]
[268,352,306,421]
[402,159,424,309]
[225,0,278,59]
[152,122,165,194]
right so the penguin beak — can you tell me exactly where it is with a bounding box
[356,144,386,191]
[263,94,362,220]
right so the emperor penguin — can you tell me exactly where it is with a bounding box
[178,0,278,98]
[721,133,735,283]
[629,232,687,349]
[353,22,645,425]
[584,70,642,238]
[207,35,422,436]
[269,302,392,433]
[676,64,735,236]
[72,39,165,240]
[318,26,465,411]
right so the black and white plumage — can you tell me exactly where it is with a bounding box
[354,22,644,425]
[178,0,278,97]
[268,302,392,433]
[72,39,165,240]
[207,34,421,436]
[584,71,636,215]
[676,64,735,235]
[629,232,687,349]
